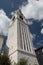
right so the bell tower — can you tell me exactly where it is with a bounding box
[6,9,39,65]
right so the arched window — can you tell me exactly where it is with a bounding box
[19,15,23,20]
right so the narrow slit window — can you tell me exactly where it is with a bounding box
[19,15,23,20]
[12,16,15,21]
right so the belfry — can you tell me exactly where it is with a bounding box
[6,9,39,65]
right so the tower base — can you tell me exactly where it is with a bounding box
[9,49,39,65]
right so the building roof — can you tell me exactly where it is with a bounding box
[35,46,43,52]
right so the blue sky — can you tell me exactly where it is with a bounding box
[0,0,43,48]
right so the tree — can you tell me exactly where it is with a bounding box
[17,58,28,65]
[0,52,11,65]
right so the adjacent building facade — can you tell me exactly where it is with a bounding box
[35,46,43,65]
[0,35,4,51]
[6,9,39,65]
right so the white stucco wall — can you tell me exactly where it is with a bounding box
[6,19,18,55]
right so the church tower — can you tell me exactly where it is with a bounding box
[6,9,39,65]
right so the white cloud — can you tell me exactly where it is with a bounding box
[41,28,43,34]
[37,40,43,46]
[41,22,43,26]
[11,2,14,8]
[28,21,33,25]
[11,11,14,16]
[0,9,11,36]
[30,33,36,41]
[21,0,43,20]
